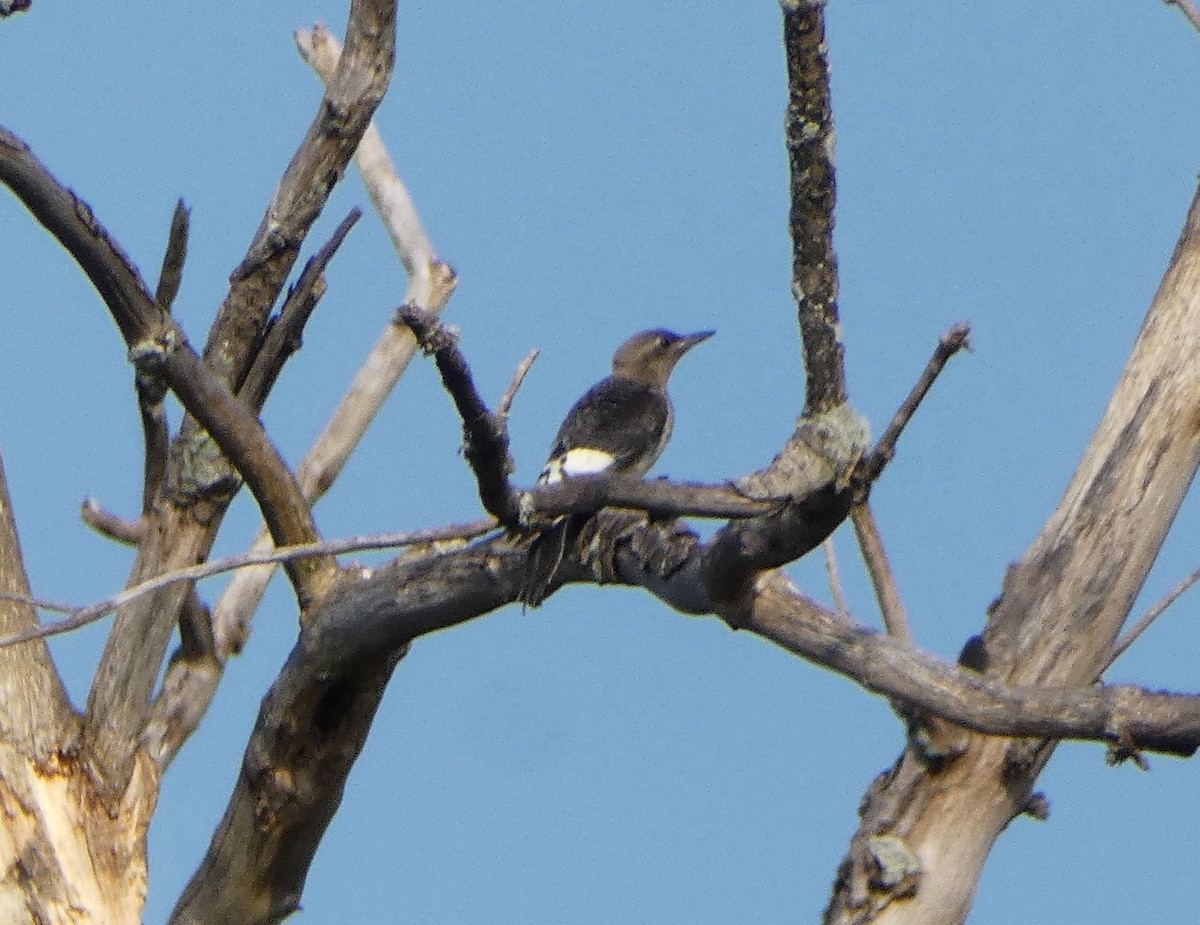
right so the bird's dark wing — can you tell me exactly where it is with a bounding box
[548,376,670,472]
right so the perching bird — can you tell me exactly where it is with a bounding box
[519,328,714,607]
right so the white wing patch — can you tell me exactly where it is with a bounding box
[539,447,616,484]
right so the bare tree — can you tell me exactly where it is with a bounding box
[1,3,1199,924]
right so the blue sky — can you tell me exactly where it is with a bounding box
[2,3,1199,922]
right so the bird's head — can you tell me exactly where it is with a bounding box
[611,328,715,389]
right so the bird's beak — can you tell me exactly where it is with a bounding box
[677,330,715,354]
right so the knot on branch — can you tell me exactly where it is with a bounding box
[702,404,867,600]
[736,402,869,501]
[128,325,182,402]
[398,304,459,356]
[865,834,922,897]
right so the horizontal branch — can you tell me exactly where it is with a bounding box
[0,520,496,650]
[521,475,782,521]
[164,523,1200,925]
[742,572,1200,756]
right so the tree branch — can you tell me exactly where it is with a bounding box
[398,304,522,524]
[0,453,78,758]
[851,503,912,643]
[522,475,782,521]
[1165,0,1200,35]
[238,208,361,413]
[740,572,1200,756]
[781,0,844,414]
[161,342,336,603]
[0,124,168,346]
[857,322,971,488]
[57,0,397,797]
[154,199,189,312]
[498,348,539,417]
[80,498,145,545]
[0,521,497,652]
[1107,561,1200,671]
[169,507,1200,925]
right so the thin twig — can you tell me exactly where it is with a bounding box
[857,322,971,487]
[0,591,78,616]
[139,200,188,512]
[1166,0,1200,35]
[239,207,362,412]
[823,536,850,617]
[137,392,169,515]
[80,498,145,545]
[499,348,539,417]
[0,519,497,649]
[155,199,189,312]
[851,502,912,644]
[399,304,520,523]
[1106,562,1200,671]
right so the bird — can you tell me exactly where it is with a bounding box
[519,328,714,607]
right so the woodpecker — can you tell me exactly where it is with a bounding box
[519,328,714,607]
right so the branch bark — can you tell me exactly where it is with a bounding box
[0,453,77,757]
[782,0,844,414]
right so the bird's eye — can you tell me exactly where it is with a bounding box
[656,335,669,349]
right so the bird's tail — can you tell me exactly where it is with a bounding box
[519,516,578,609]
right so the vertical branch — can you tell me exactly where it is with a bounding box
[850,503,912,644]
[782,0,845,414]
[0,453,79,757]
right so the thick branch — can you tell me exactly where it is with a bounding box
[741,572,1200,756]
[162,342,335,604]
[0,128,327,586]
[1165,0,1200,35]
[703,403,868,599]
[781,0,844,414]
[0,453,78,757]
[522,475,781,520]
[171,510,1200,925]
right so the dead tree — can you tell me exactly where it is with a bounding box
[1,2,1199,924]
